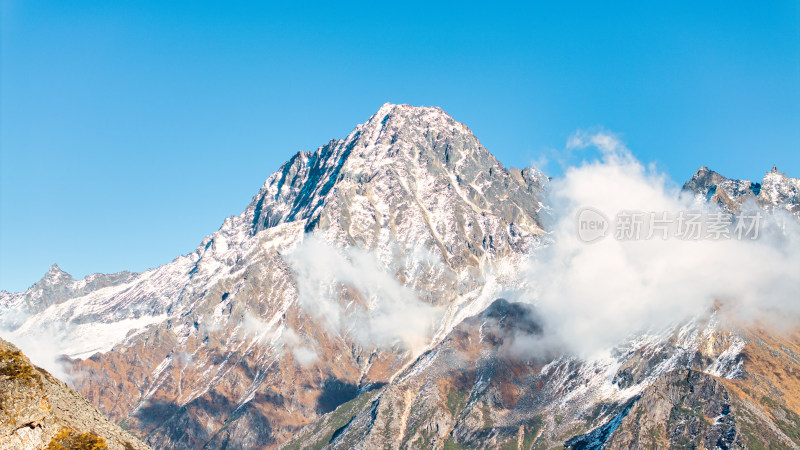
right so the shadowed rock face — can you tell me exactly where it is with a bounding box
[602,358,800,449]
[583,369,740,449]
[0,338,149,450]
[567,325,800,450]
[283,299,551,449]
[284,302,800,450]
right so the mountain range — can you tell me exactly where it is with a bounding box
[1,104,799,449]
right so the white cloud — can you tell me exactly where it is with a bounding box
[565,129,627,155]
[517,130,800,359]
[240,311,320,365]
[0,323,72,381]
[241,311,278,344]
[292,346,319,366]
[285,234,442,354]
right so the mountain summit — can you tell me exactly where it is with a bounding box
[0,104,546,448]
[246,103,544,256]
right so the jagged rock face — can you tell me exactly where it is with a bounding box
[599,325,800,449]
[683,165,800,215]
[284,299,551,449]
[0,104,545,449]
[592,369,742,449]
[246,103,544,273]
[562,323,800,450]
[0,264,135,329]
[283,299,778,450]
[0,338,148,450]
[760,166,800,214]
[599,366,797,450]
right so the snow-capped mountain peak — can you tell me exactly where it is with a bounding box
[0,104,547,448]
[684,165,800,215]
[44,263,71,280]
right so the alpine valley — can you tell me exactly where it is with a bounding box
[2,104,799,449]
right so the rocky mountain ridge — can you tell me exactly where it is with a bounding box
[684,165,800,215]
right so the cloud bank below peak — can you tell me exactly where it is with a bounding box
[516,130,800,359]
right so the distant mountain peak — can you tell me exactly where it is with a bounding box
[683,166,799,215]
[41,263,73,284]
[372,102,448,119]
[375,102,432,115]
[46,263,67,276]
[763,165,787,182]
[695,165,712,173]
[684,166,729,195]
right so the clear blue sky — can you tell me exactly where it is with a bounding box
[1,1,799,292]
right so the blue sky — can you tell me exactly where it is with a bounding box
[1,1,798,292]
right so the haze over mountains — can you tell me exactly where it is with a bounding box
[1,104,799,449]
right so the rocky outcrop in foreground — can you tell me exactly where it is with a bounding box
[0,338,148,450]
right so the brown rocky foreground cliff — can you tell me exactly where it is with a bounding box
[0,338,149,450]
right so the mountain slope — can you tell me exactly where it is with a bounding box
[284,302,800,449]
[0,337,149,450]
[0,104,545,449]
[602,325,800,449]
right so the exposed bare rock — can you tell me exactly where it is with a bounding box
[599,369,743,449]
[683,165,800,215]
[0,337,148,450]
[570,326,800,449]
[283,300,789,450]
